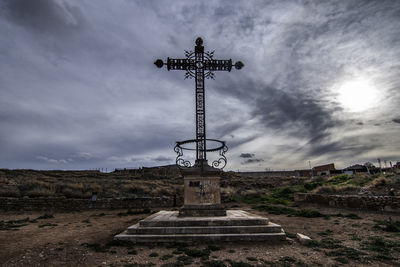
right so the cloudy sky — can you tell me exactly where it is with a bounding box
[1,0,400,171]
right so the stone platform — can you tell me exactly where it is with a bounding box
[114,210,286,243]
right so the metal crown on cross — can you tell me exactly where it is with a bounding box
[154,37,244,170]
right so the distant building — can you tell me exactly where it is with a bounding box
[313,163,335,176]
[295,163,336,177]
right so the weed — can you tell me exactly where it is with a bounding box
[328,175,351,185]
[0,217,30,230]
[333,257,349,264]
[228,249,235,253]
[318,229,333,236]
[361,236,400,255]
[185,248,210,258]
[303,181,323,191]
[37,213,54,219]
[308,238,342,249]
[373,218,400,232]
[128,250,137,255]
[246,257,257,261]
[161,254,173,260]
[177,255,193,265]
[280,256,296,263]
[82,219,90,223]
[344,213,362,220]
[172,249,184,255]
[285,232,296,238]
[149,252,159,257]
[325,247,365,260]
[207,245,221,251]
[350,234,362,241]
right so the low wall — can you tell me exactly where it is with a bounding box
[294,193,400,212]
[0,196,183,212]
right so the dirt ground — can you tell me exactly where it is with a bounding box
[1,204,399,267]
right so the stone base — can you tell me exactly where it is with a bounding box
[179,204,226,217]
[114,210,286,243]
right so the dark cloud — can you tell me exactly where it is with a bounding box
[392,118,400,124]
[254,87,341,142]
[4,0,85,35]
[242,158,264,165]
[240,153,254,158]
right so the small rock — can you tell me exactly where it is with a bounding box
[296,233,312,245]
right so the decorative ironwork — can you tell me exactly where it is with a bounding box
[154,37,243,171]
[174,139,228,169]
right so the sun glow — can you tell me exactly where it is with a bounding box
[337,78,378,112]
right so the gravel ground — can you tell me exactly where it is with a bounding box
[1,204,399,266]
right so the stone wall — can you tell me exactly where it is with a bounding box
[0,196,183,212]
[294,193,400,212]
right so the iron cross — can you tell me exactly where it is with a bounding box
[154,37,244,165]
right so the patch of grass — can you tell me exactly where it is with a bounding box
[161,254,173,260]
[253,204,328,218]
[37,213,54,219]
[333,257,349,264]
[361,236,400,255]
[350,234,362,241]
[373,218,400,232]
[246,257,257,261]
[149,252,159,257]
[280,256,296,263]
[318,229,333,236]
[344,213,362,220]
[308,238,342,249]
[207,245,221,251]
[228,249,235,253]
[185,248,210,258]
[81,219,90,223]
[128,250,137,255]
[172,249,184,255]
[328,174,352,185]
[285,232,296,238]
[0,217,30,230]
[325,247,365,261]
[177,255,193,265]
[117,208,151,216]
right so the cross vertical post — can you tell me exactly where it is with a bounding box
[154,37,244,170]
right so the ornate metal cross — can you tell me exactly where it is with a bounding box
[154,37,243,170]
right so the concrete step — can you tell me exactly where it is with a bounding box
[115,231,286,243]
[139,210,269,227]
[127,222,282,235]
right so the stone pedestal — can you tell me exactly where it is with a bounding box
[178,160,226,217]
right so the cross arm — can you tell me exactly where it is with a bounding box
[154,57,195,71]
[204,59,244,72]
